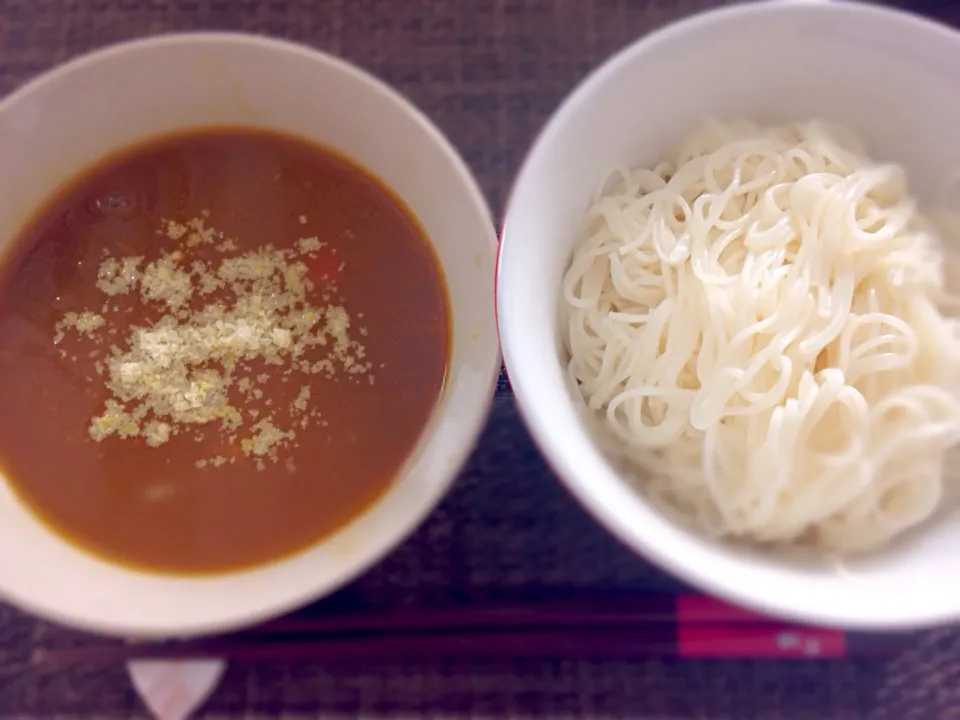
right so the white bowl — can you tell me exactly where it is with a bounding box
[0,34,500,637]
[498,0,960,630]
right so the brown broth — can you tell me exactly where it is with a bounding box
[0,127,450,574]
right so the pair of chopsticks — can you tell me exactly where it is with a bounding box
[31,595,911,666]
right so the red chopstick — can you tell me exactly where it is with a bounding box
[256,594,749,633]
[29,595,911,666]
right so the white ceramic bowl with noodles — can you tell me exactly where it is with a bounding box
[0,34,500,637]
[498,0,960,630]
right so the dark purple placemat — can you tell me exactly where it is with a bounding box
[2,0,960,717]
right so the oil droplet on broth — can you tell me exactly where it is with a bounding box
[87,189,138,218]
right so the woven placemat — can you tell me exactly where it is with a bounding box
[3,0,960,717]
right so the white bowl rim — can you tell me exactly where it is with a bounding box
[497,0,960,631]
[0,31,501,637]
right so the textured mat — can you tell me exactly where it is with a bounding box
[3,0,960,717]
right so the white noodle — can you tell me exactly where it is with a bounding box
[562,119,960,553]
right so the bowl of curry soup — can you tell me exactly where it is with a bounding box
[0,34,499,636]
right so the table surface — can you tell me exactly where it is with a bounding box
[3,0,960,717]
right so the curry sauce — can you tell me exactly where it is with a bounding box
[0,128,450,574]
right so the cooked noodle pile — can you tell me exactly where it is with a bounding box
[562,119,960,553]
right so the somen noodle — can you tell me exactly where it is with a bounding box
[562,119,960,553]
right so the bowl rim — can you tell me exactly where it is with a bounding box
[0,31,501,637]
[497,0,960,630]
